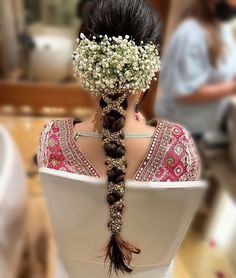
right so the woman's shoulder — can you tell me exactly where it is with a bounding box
[149,117,186,128]
[37,118,74,168]
[38,117,75,148]
[148,117,194,139]
[169,18,206,45]
[39,118,74,135]
[177,18,204,35]
[149,118,202,181]
[162,18,208,65]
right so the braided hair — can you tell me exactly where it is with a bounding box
[80,0,161,275]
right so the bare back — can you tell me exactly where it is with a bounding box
[73,117,156,180]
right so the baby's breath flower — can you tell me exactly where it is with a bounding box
[80,33,86,39]
[72,34,161,95]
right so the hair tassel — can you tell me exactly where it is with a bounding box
[104,233,141,276]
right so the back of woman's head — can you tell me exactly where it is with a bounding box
[81,0,161,45]
[73,0,161,276]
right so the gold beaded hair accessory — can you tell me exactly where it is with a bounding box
[99,89,143,275]
[101,91,127,234]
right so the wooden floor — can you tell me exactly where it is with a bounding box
[1,115,236,278]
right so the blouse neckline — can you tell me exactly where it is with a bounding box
[62,118,161,180]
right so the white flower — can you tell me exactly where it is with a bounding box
[72,34,161,95]
[80,33,86,39]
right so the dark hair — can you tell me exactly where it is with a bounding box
[182,0,224,67]
[81,0,161,45]
[76,0,93,19]
[81,0,161,276]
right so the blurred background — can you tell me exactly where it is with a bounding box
[0,0,236,277]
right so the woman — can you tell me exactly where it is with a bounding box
[155,0,236,137]
[37,0,201,276]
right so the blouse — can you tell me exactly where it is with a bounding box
[37,118,201,182]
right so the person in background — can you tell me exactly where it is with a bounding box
[155,0,236,139]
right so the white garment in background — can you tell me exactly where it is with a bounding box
[156,18,236,134]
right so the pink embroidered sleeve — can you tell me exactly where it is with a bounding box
[37,120,75,173]
[153,121,201,182]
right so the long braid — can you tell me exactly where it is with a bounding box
[72,0,161,275]
[100,91,141,276]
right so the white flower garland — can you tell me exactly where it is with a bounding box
[72,33,161,95]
